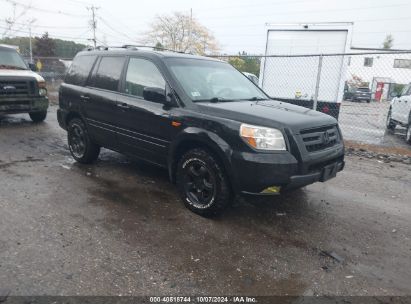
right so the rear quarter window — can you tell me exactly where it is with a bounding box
[65,55,97,86]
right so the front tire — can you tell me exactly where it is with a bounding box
[29,111,47,122]
[67,118,100,164]
[386,109,396,132]
[406,125,411,144]
[176,148,232,217]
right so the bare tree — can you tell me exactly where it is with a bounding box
[144,11,219,55]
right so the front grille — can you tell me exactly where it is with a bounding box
[300,125,339,152]
[308,155,344,173]
[0,80,35,96]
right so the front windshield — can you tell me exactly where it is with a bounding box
[0,48,28,70]
[167,58,267,102]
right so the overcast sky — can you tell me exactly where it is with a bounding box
[1,0,410,54]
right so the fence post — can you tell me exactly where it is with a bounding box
[313,54,323,111]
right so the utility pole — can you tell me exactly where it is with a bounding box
[87,5,99,48]
[28,19,36,64]
[188,8,192,53]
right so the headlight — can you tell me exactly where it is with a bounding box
[240,123,286,151]
[37,81,47,96]
[39,88,47,96]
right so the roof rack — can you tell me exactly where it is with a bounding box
[86,44,189,54]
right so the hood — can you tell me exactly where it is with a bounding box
[0,69,44,82]
[197,99,337,133]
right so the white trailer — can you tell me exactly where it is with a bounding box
[259,23,353,118]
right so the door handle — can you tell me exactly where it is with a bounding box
[80,95,90,102]
[117,103,129,109]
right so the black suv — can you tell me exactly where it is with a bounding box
[58,47,344,216]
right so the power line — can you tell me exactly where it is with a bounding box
[0,20,88,30]
[0,0,88,18]
[98,16,137,43]
[99,8,141,38]
[195,3,411,21]
[0,24,90,41]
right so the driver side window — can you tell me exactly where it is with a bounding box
[125,58,166,99]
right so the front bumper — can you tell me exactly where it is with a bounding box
[353,95,371,101]
[0,96,49,114]
[231,144,345,196]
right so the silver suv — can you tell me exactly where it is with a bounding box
[0,44,49,122]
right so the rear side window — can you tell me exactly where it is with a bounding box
[65,55,96,86]
[94,56,126,91]
[125,58,165,98]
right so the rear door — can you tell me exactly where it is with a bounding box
[115,56,174,166]
[82,56,126,148]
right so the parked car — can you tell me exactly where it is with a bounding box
[243,72,259,85]
[386,83,411,144]
[0,44,48,122]
[58,47,345,216]
[345,87,372,103]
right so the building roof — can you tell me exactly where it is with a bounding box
[351,46,411,52]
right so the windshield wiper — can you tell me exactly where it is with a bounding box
[246,97,268,101]
[196,97,234,103]
[0,64,27,70]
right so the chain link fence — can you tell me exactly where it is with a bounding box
[24,56,72,104]
[212,52,411,150]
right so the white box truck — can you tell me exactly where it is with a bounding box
[259,23,353,118]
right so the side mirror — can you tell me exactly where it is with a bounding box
[28,63,37,71]
[390,91,400,98]
[143,87,166,104]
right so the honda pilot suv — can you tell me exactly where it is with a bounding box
[57,47,344,216]
[0,44,48,122]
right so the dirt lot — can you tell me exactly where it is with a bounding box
[339,101,409,148]
[0,106,410,296]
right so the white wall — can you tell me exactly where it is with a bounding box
[346,52,411,86]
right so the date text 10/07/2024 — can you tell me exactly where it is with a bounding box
[149,296,257,303]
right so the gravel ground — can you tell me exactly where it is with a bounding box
[0,106,410,296]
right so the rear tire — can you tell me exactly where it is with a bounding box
[29,111,47,122]
[67,118,100,164]
[176,148,232,217]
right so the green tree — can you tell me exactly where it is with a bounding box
[33,32,56,57]
[154,41,164,51]
[228,52,261,76]
[228,57,245,71]
[382,34,394,49]
[0,36,86,58]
